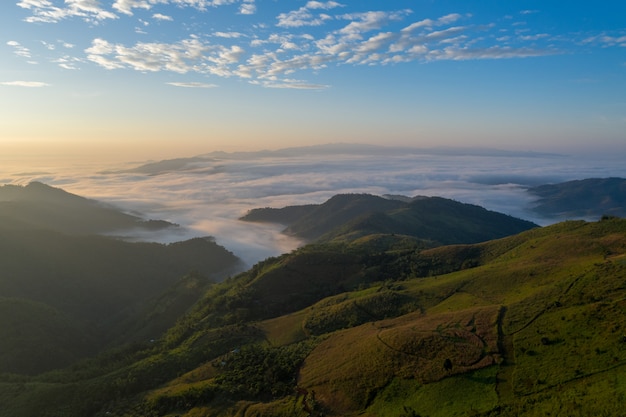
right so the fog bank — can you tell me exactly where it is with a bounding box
[3,146,625,267]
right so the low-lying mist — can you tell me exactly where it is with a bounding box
[3,146,625,267]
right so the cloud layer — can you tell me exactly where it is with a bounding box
[12,1,619,89]
[3,147,626,267]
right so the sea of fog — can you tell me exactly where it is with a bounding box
[2,147,625,268]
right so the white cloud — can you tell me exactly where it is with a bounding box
[306,1,343,10]
[438,13,463,25]
[0,80,50,87]
[339,10,411,39]
[85,38,125,69]
[239,0,255,15]
[276,1,343,28]
[53,55,82,70]
[167,81,218,88]
[277,7,332,28]
[18,0,117,23]
[42,41,55,50]
[425,26,467,41]
[519,33,549,41]
[86,37,244,75]
[17,5,562,86]
[214,31,244,38]
[7,40,32,58]
[401,13,462,33]
[600,35,626,47]
[153,13,173,21]
[235,9,557,81]
[112,0,150,15]
[261,80,329,90]
[112,0,240,15]
[429,45,554,61]
[16,0,244,19]
[401,18,435,32]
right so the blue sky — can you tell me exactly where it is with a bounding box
[1,1,625,160]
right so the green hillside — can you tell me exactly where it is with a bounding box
[0,183,243,375]
[241,193,538,244]
[0,227,242,375]
[529,177,626,219]
[2,217,625,416]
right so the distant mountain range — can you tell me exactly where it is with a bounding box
[202,143,560,159]
[107,144,560,176]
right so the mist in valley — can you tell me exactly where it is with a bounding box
[3,146,625,267]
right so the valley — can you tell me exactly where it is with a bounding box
[0,179,625,416]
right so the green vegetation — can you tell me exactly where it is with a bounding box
[529,177,626,219]
[0,183,242,375]
[241,193,538,244]
[0,228,241,374]
[2,184,626,416]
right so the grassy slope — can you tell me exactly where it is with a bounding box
[1,219,626,416]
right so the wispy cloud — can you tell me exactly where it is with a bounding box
[17,0,117,23]
[153,13,173,21]
[86,37,245,75]
[79,6,564,87]
[167,81,218,88]
[214,31,245,38]
[582,32,626,48]
[7,40,32,58]
[599,35,626,47]
[18,0,251,21]
[239,0,255,15]
[0,80,50,87]
[428,46,555,61]
[52,55,82,70]
[276,1,343,28]
[14,2,611,88]
[112,0,246,16]
[259,80,330,90]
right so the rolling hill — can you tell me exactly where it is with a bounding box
[0,182,177,235]
[1,217,625,416]
[240,193,538,243]
[0,183,243,375]
[528,177,626,220]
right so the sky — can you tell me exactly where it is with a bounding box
[1,1,625,159]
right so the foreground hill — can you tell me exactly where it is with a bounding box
[528,177,626,220]
[0,183,243,375]
[2,217,625,416]
[241,193,538,243]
